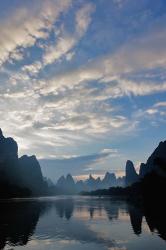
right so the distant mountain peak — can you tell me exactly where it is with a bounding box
[77,180,84,184]
[59,175,65,180]
[56,174,76,193]
[89,174,94,180]
[66,173,74,181]
[66,173,72,177]
[102,171,117,188]
[105,172,110,177]
[57,175,66,185]
[126,160,134,168]
[0,128,4,139]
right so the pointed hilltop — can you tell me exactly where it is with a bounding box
[125,160,139,186]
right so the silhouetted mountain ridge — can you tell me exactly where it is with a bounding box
[125,160,139,186]
[82,140,166,200]
[139,140,166,178]
[0,129,47,197]
[0,128,165,197]
[56,139,166,194]
[56,172,125,194]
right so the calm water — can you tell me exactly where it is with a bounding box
[0,196,165,250]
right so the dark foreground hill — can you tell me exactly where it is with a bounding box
[0,129,48,197]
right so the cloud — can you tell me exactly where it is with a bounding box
[43,35,76,65]
[101,148,118,154]
[0,0,72,65]
[40,24,166,95]
[154,101,166,107]
[0,89,132,158]
[22,62,42,76]
[146,102,166,117]
[151,103,166,117]
[132,100,166,128]
[146,109,158,115]
[75,3,95,35]
[43,3,95,65]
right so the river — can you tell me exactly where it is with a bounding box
[0,196,165,250]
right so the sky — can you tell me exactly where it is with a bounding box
[0,0,166,181]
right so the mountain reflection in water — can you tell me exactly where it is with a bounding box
[0,196,165,250]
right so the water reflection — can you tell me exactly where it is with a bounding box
[143,200,166,241]
[0,196,165,250]
[128,203,143,235]
[0,201,49,249]
[55,198,74,220]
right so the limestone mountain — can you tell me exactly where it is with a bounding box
[75,180,86,192]
[0,128,21,185]
[139,141,166,178]
[85,174,98,191]
[56,171,125,193]
[102,172,117,188]
[125,160,139,186]
[0,129,47,196]
[19,155,47,194]
[56,174,76,194]
[57,175,66,187]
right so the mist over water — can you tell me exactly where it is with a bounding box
[0,196,165,250]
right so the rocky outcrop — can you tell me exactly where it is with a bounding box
[139,141,166,178]
[85,174,97,191]
[65,174,76,192]
[57,175,66,187]
[56,174,76,194]
[66,174,75,185]
[19,155,46,194]
[0,129,18,160]
[139,163,147,178]
[116,176,125,187]
[0,129,46,195]
[75,180,86,192]
[125,160,139,186]
[0,129,20,185]
[102,172,117,188]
